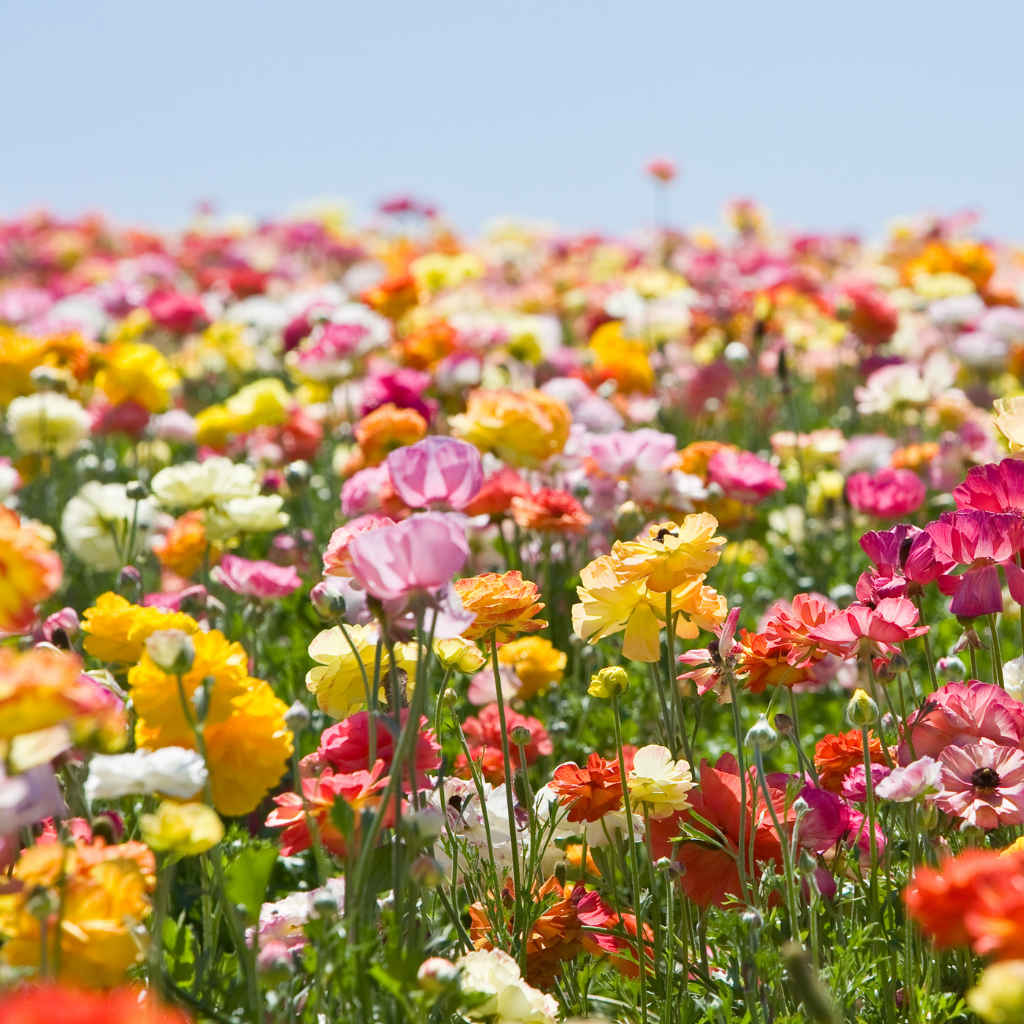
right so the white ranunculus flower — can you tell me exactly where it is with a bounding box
[204,494,289,541]
[457,948,559,1024]
[627,744,693,817]
[61,481,158,571]
[84,747,208,800]
[6,392,91,457]
[1004,657,1024,703]
[150,456,259,510]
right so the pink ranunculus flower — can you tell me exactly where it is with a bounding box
[937,740,1024,829]
[856,523,956,603]
[840,763,892,803]
[360,365,436,421]
[583,428,678,478]
[706,448,786,504]
[806,596,927,660]
[322,514,396,577]
[926,509,1024,618]
[846,466,926,518]
[953,457,1024,515]
[313,710,440,785]
[846,809,887,867]
[875,757,943,802]
[341,465,391,517]
[899,680,1024,763]
[211,554,303,600]
[386,436,483,511]
[346,512,468,603]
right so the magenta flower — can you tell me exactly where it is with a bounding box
[706,448,785,504]
[346,512,468,603]
[875,757,942,802]
[806,596,927,659]
[211,554,303,600]
[926,510,1024,618]
[796,783,851,853]
[323,514,396,577]
[846,466,926,518]
[899,681,1024,762]
[386,436,483,511]
[840,763,892,802]
[360,366,436,421]
[953,457,1024,514]
[857,523,956,602]
[937,740,1024,829]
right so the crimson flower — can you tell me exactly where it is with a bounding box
[953,457,1024,514]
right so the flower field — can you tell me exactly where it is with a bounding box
[3,193,1024,1022]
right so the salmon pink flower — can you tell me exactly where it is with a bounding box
[385,436,482,511]
[210,554,302,600]
[937,740,1024,829]
[511,488,592,534]
[953,457,1024,514]
[461,467,532,518]
[347,512,468,603]
[926,510,1024,617]
[846,466,926,518]
[706,448,785,504]
[806,596,927,659]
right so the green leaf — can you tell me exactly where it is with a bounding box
[224,845,278,924]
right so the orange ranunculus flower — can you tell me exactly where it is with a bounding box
[451,389,571,468]
[453,571,547,644]
[814,728,889,793]
[0,646,102,740]
[360,272,419,321]
[905,847,1024,956]
[497,636,566,699]
[354,402,427,466]
[469,877,583,990]
[550,753,624,823]
[510,488,592,534]
[0,328,96,405]
[903,239,995,291]
[588,321,654,395]
[891,442,940,472]
[673,441,733,479]
[153,510,219,578]
[0,507,63,634]
[81,592,200,664]
[400,319,457,370]
[0,837,155,988]
[612,513,726,593]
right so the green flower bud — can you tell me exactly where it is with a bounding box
[846,688,879,727]
[589,666,629,699]
[745,714,777,751]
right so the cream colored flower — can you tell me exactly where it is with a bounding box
[627,744,693,817]
[61,481,158,571]
[457,948,559,1024]
[306,624,380,719]
[204,495,289,541]
[150,456,259,510]
[6,392,90,457]
[993,397,1024,453]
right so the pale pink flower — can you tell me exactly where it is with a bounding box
[386,436,482,511]
[341,465,391,517]
[706,448,785,504]
[841,763,892,802]
[937,740,1024,829]
[322,514,396,577]
[211,554,302,600]
[347,512,468,603]
[875,757,943,802]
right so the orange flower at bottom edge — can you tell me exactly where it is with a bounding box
[0,985,190,1024]
[469,877,583,990]
[814,728,889,793]
[454,570,547,644]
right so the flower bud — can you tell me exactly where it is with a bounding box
[145,629,196,676]
[284,700,312,734]
[433,636,486,673]
[441,687,458,708]
[312,892,338,917]
[798,849,818,876]
[740,909,763,932]
[960,820,985,842]
[745,713,777,751]
[889,651,911,675]
[90,811,125,844]
[918,802,939,830]
[588,666,629,699]
[417,956,458,993]
[846,688,879,727]
[510,725,533,746]
[937,655,967,681]
[310,579,347,621]
[553,860,569,886]
[284,460,312,492]
[409,854,444,889]
[125,480,149,501]
[407,806,445,842]
[773,713,795,735]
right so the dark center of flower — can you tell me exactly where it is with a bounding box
[971,767,1001,791]
[655,527,678,543]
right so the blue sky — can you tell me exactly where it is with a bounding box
[4,1,1023,240]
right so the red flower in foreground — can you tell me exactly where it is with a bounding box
[455,703,552,784]
[576,888,655,977]
[0,986,190,1024]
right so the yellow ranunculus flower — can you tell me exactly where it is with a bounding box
[306,624,381,719]
[225,377,293,431]
[588,321,654,395]
[968,961,1024,1024]
[993,396,1024,453]
[497,636,566,699]
[141,800,225,855]
[194,403,241,448]
[81,591,200,664]
[433,637,487,674]
[451,389,571,468]
[612,513,726,593]
[95,341,180,413]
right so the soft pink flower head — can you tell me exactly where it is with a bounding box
[899,680,1024,762]
[927,510,1024,617]
[211,554,303,600]
[360,366,436,421]
[35,606,80,645]
[937,740,1024,829]
[706,448,785,504]
[840,763,892,803]
[386,436,483,511]
[346,512,468,602]
[875,756,942,802]
[846,467,926,518]
[806,596,927,659]
[953,457,1024,514]
[315,710,440,786]
[646,158,678,183]
[341,465,391,517]
[583,429,677,478]
[323,515,396,577]
[845,809,887,867]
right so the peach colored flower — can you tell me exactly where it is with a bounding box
[454,571,547,644]
[0,507,62,634]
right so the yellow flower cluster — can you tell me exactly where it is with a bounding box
[95,341,180,412]
[572,513,726,663]
[451,389,572,468]
[81,592,200,664]
[195,377,293,448]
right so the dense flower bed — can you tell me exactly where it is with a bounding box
[2,192,1024,1022]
